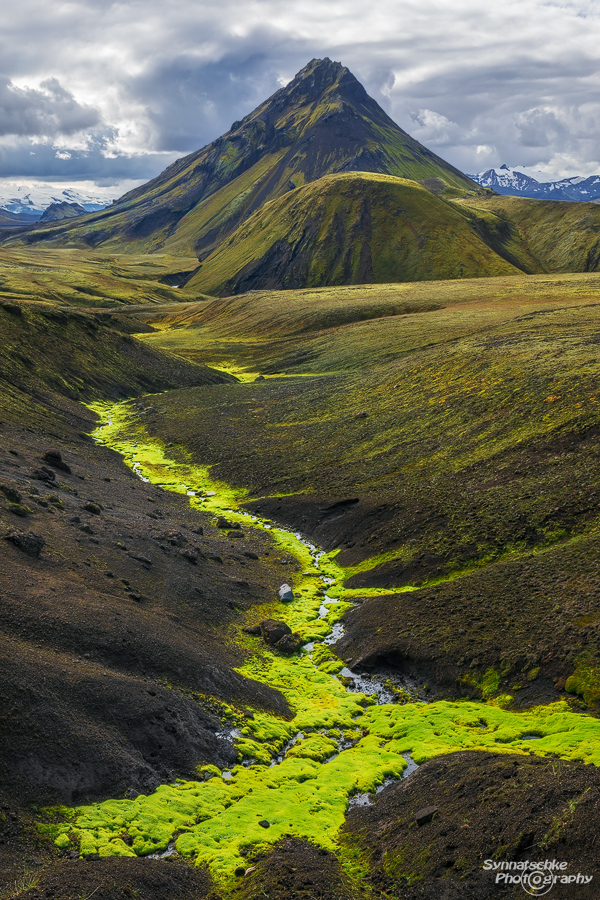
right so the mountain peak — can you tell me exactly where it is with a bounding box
[288,57,353,92]
[18,58,481,256]
[250,56,367,121]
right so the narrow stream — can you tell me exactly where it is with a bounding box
[48,399,600,883]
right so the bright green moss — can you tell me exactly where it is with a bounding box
[565,655,600,706]
[460,667,501,700]
[53,833,71,850]
[53,401,600,886]
[64,689,600,876]
[310,642,345,674]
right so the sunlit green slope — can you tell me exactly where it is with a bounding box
[187,172,520,294]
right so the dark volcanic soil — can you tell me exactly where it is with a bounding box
[229,838,360,900]
[0,416,292,808]
[0,307,301,899]
[343,751,600,899]
[6,857,216,900]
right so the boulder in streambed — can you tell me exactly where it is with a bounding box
[216,516,240,529]
[260,619,292,645]
[243,620,303,653]
[274,632,304,654]
[278,583,294,602]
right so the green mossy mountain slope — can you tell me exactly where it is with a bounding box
[461,194,600,272]
[0,299,230,431]
[186,173,520,295]
[7,58,481,257]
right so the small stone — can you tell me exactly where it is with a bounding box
[354,410,369,419]
[1,485,22,503]
[5,530,45,557]
[207,552,222,562]
[131,553,152,565]
[83,502,101,515]
[244,551,259,560]
[415,805,438,827]
[278,583,294,602]
[43,449,71,473]
[8,503,30,517]
[258,819,270,828]
[274,632,303,654]
[255,375,266,382]
[216,516,239,529]
[180,549,198,564]
[243,625,262,636]
[34,466,56,483]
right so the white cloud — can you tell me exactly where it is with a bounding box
[0,0,598,182]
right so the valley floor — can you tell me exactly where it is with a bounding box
[2,267,600,898]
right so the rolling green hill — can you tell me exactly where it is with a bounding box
[9,58,482,258]
[185,172,521,294]
[460,193,600,272]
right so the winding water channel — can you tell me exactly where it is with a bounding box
[48,398,600,884]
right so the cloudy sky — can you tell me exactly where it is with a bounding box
[1,0,599,197]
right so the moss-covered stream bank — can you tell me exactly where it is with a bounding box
[44,399,600,888]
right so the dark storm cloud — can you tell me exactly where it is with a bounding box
[0,137,174,180]
[0,76,100,137]
[130,46,286,152]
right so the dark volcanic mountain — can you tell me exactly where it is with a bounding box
[16,58,482,257]
[39,200,86,222]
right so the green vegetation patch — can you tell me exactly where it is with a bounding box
[187,173,519,296]
[460,667,501,700]
[565,654,600,706]
[47,401,600,886]
[57,696,600,883]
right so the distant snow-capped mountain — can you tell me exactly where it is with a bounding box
[468,165,600,202]
[0,179,144,217]
[0,185,109,217]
